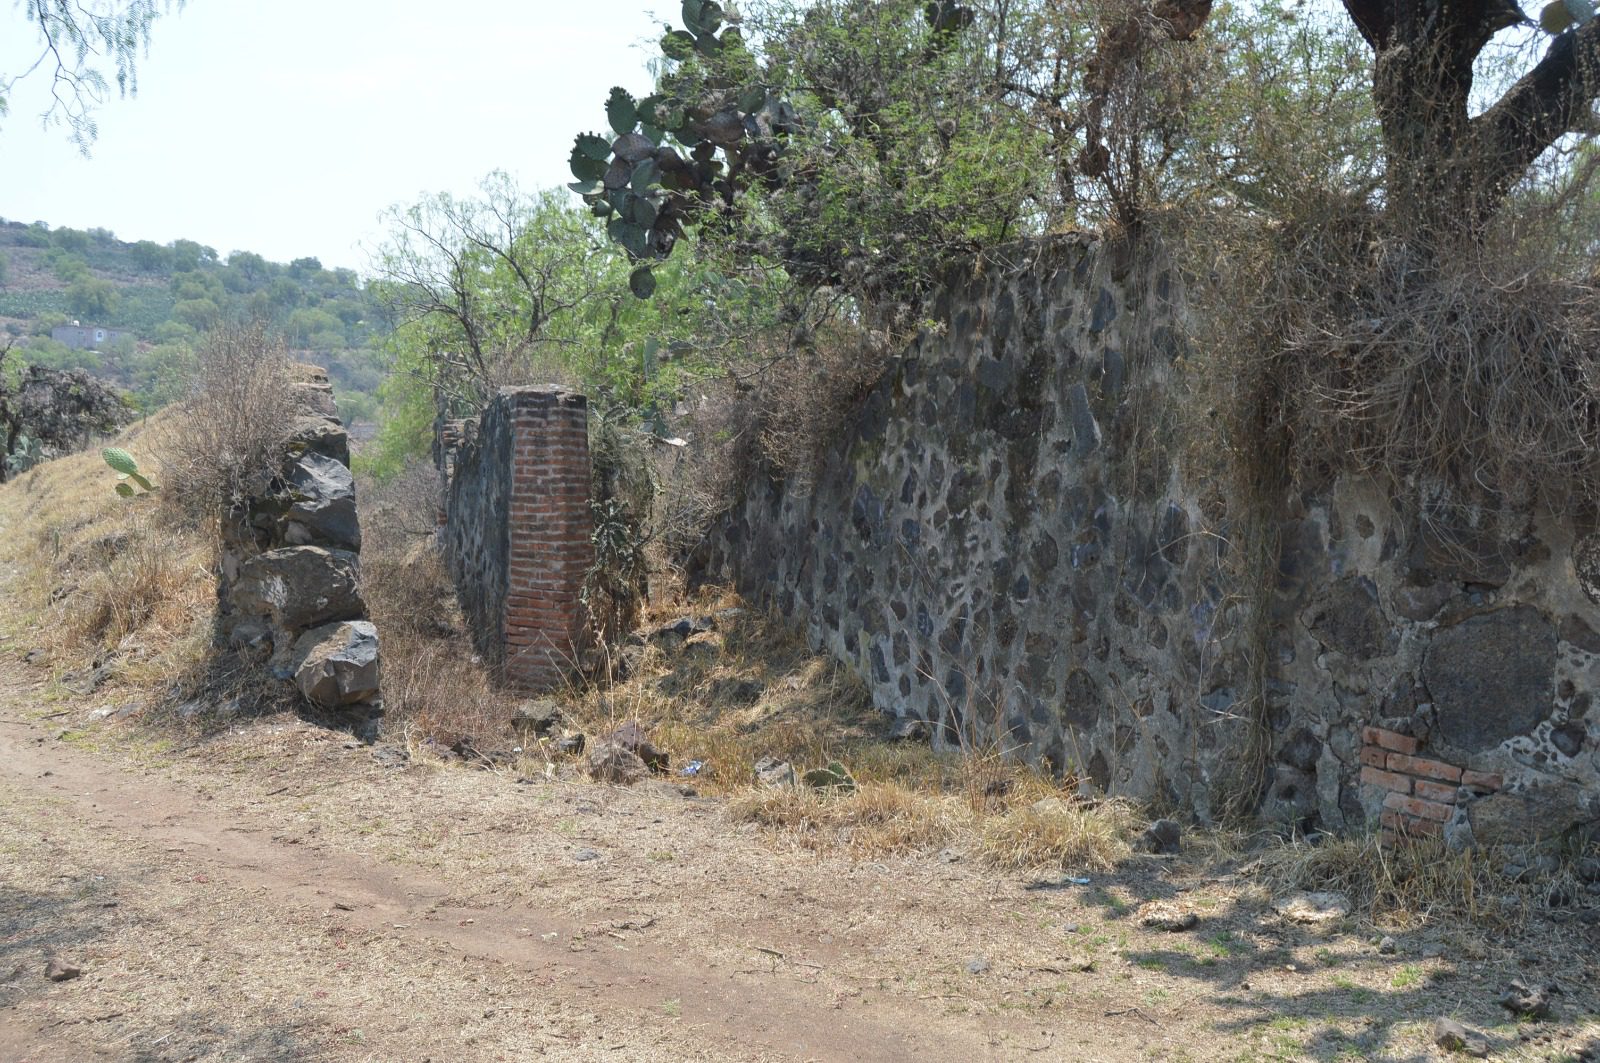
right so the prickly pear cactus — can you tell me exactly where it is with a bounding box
[102,447,157,497]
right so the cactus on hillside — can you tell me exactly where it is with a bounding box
[102,446,157,497]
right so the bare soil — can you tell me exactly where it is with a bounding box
[1,660,1598,1062]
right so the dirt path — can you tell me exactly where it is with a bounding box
[3,668,1599,1062]
[0,682,1169,1062]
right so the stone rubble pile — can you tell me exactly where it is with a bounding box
[215,365,381,735]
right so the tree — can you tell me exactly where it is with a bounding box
[129,239,171,273]
[0,251,9,290]
[67,276,121,321]
[2,1,184,152]
[374,175,606,408]
[1342,0,1600,234]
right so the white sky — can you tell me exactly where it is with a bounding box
[0,0,672,272]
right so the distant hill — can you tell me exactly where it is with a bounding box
[0,219,385,417]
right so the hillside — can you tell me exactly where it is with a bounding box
[0,219,385,418]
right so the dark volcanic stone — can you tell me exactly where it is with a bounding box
[1425,606,1555,752]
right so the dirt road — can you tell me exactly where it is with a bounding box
[2,673,1597,1061]
[0,681,1186,1062]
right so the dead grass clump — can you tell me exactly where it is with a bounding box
[657,323,894,550]
[1255,833,1499,928]
[729,783,965,858]
[156,322,298,526]
[977,796,1141,872]
[730,780,1142,870]
[65,513,197,649]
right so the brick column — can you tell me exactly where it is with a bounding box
[503,388,593,690]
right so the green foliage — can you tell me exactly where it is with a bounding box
[67,276,121,320]
[568,0,1052,317]
[3,434,42,478]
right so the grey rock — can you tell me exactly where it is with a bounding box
[1138,818,1182,855]
[555,733,586,756]
[284,452,360,549]
[1433,1017,1489,1057]
[285,415,351,468]
[1272,891,1351,924]
[890,716,930,742]
[608,721,668,772]
[1498,978,1555,1019]
[1574,533,1600,607]
[586,741,647,784]
[754,756,796,788]
[1140,908,1199,932]
[290,621,380,708]
[44,957,80,982]
[1471,786,1594,848]
[573,848,602,862]
[1576,857,1600,883]
[964,955,991,975]
[511,699,565,739]
[289,381,338,419]
[1377,935,1397,955]
[1425,606,1556,753]
[650,616,715,642]
[1393,582,1453,622]
[231,547,365,633]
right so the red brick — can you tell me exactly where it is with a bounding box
[1382,792,1451,821]
[1362,727,1420,755]
[1360,766,1412,793]
[1413,779,1458,804]
[1461,770,1502,791]
[1359,746,1388,768]
[1386,753,1462,783]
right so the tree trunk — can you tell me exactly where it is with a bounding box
[1343,0,1600,238]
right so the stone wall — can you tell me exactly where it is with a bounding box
[440,386,593,690]
[697,235,1600,846]
[217,365,381,732]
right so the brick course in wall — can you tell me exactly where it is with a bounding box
[1360,726,1503,845]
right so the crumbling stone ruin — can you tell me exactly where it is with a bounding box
[437,386,593,691]
[215,365,381,734]
[693,235,1600,847]
[423,237,1598,848]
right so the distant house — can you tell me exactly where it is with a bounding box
[51,323,130,351]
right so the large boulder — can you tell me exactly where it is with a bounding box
[291,620,380,707]
[231,546,365,633]
[284,451,360,549]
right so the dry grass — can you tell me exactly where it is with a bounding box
[155,322,298,525]
[358,461,524,748]
[1255,832,1502,928]
[0,410,214,696]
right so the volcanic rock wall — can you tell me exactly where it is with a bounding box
[699,235,1600,845]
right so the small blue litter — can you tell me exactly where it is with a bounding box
[1066,876,1091,885]
[680,760,705,776]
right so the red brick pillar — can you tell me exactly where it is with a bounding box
[503,388,593,690]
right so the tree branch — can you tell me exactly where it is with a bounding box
[1473,20,1600,203]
